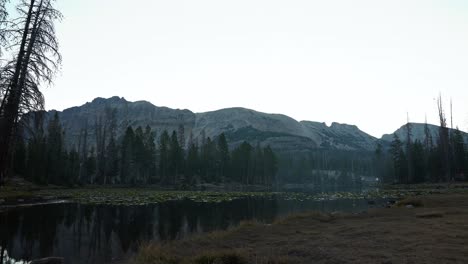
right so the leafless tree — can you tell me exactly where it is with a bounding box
[405,113,413,184]
[437,94,450,182]
[0,0,62,185]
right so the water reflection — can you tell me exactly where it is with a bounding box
[0,197,379,264]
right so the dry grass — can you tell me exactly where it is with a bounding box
[133,193,468,264]
[192,250,247,264]
[134,244,179,264]
[416,211,444,218]
[273,211,335,225]
[396,197,425,207]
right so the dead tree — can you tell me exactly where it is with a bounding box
[405,113,413,184]
[437,95,450,182]
[0,0,61,185]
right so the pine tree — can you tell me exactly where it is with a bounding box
[143,125,156,183]
[46,112,64,185]
[133,126,146,184]
[411,140,426,183]
[159,130,170,184]
[120,126,135,184]
[105,135,119,184]
[169,131,183,184]
[263,145,278,185]
[185,139,199,185]
[66,148,80,186]
[25,112,47,183]
[390,134,407,183]
[201,137,217,182]
[452,128,466,179]
[231,142,252,184]
[217,133,229,182]
[253,143,264,184]
[177,124,185,150]
[12,134,26,177]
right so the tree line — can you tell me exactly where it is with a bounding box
[376,97,468,184]
[12,112,279,187]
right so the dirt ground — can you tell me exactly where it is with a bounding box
[135,193,468,264]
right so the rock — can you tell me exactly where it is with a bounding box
[0,199,5,203]
[405,205,414,209]
[30,257,64,264]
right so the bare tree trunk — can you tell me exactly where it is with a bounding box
[437,95,450,182]
[0,0,37,185]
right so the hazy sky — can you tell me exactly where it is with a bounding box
[44,0,468,137]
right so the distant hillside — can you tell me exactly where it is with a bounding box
[22,97,378,152]
[381,123,468,143]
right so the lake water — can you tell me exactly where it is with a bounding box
[0,196,385,264]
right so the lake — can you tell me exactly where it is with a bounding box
[0,196,385,264]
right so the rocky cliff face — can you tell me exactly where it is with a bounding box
[28,97,461,153]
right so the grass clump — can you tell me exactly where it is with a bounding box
[192,251,247,264]
[396,197,424,208]
[274,211,334,225]
[416,211,444,218]
[134,244,179,264]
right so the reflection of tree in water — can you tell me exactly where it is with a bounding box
[0,197,283,264]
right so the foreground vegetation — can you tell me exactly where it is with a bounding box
[133,192,468,264]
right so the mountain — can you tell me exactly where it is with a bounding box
[381,123,468,144]
[23,96,378,152]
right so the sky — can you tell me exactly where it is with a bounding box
[40,0,468,138]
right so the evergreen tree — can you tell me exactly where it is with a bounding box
[66,148,80,186]
[263,145,278,185]
[169,131,183,184]
[185,134,199,184]
[411,140,426,183]
[231,142,252,184]
[13,135,26,177]
[253,143,264,184]
[25,114,47,184]
[143,125,157,183]
[85,148,97,181]
[217,133,229,182]
[46,112,65,185]
[177,124,185,150]
[452,128,466,178]
[201,137,217,182]
[389,134,407,183]
[120,127,135,184]
[133,126,146,184]
[105,135,119,184]
[159,130,170,184]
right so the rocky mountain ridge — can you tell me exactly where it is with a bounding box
[23,97,468,153]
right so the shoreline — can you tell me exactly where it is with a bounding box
[133,192,468,264]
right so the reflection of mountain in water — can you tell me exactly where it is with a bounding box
[0,197,377,264]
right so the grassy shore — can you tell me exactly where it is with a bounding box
[133,192,468,264]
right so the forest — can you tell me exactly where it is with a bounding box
[11,112,279,187]
[377,122,467,184]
